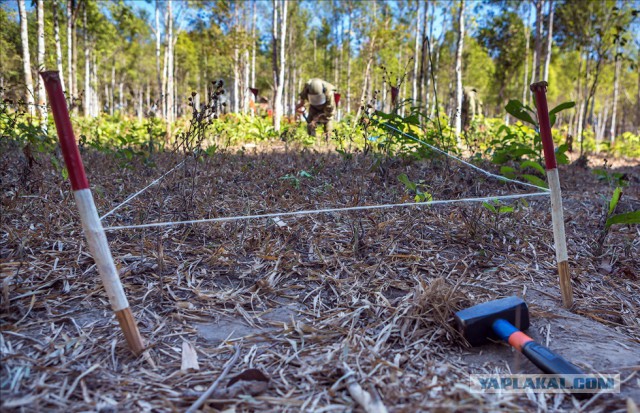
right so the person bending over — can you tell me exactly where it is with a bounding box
[295,78,336,139]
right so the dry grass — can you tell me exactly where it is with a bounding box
[1,141,638,412]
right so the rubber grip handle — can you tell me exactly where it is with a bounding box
[521,341,584,375]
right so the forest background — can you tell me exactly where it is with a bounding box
[1,0,639,158]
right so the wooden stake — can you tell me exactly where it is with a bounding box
[40,71,145,355]
[530,81,574,308]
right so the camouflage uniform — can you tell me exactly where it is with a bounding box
[462,86,483,130]
[299,79,336,138]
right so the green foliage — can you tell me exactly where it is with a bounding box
[280,170,313,189]
[397,173,433,203]
[591,165,629,187]
[505,100,536,126]
[606,211,640,229]
[482,199,515,214]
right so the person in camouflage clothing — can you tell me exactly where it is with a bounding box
[295,78,336,138]
[462,86,483,131]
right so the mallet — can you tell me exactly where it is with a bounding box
[455,296,584,375]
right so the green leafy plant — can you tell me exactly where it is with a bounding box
[280,170,313,189]
[594,186,640,256]
[398,173,433,202]
[482,199,516,232]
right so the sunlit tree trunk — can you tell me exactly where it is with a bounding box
[346,2,352,113]
[72,2,78,103]
[595,99,608,150]
[577,53,591,149]
[543,0,554,82]
[243,49,250,113]
[53,0,66,93]
[92,54,98,116]
[251,0,256,88]
[533,0,543,82]
[272,0,287,132]
[420,0,430,114]
[609,47,621,144]
[162,35,168,119]
[412,0,421,105]
[119,81,124,112]
[166,0,174,124]
[17,0,35,115]
[429,40,441,119]
[138,86,143,121]
[67,0,75,98]
[232,3,239,114]
[523,4,531,103]
[530,0,543,87]
[155,0,163,118]
[83,4,91,116]
[36,0,47,123]
[110,62,115,115]
[454,0,464,141]
[355,34,376,120]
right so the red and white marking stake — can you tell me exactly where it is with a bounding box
[41,71,145,354]
[530,81,574,308]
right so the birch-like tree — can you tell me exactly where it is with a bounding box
[17,0,35,115]
[53,0,66,93]
[543,0,554,82]
[272,0,287,131]
[454,0,465,140]
[166,0,174,124]
[36,0,47,123]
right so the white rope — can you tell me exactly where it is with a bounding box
[100,159,186,220]
[377,122,550,192]
[103,191,550,231]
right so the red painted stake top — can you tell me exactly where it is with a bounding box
[41,71,90,190]
[334,92,341,106]
[530,81,557,171]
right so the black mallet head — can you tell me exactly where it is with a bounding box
[455,296,530,346]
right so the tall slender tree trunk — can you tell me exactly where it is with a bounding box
[637,48,640,131]
[346,3,352,113]
[412,0,421,105]
[72,2,78,104]
[609,48,621,144]
[138,87,143,121]
[119,81,124,111]
[110,62,115,115]
[429,41,441,119]
[162,37,168,119]
[83,4,91,116]
[232,3,239,114]
[53,0,66,93]
[251,0,257,88]
[543,0,554,82]
[523,4,531,103]
[92,48,98,116]
[155,0,163,117]
[166,0,174,125]
[578,53,592,153]
[454,0,465,141]
[533,0,543,82]
[36,0,47,123]
[17,0,35,115]
[272,0,287,132]
[244,49,250,113]
[355,35,376,120]
[420,0,430,114]
[67,0,75,98]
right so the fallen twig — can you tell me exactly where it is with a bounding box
[185,345,241,413]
